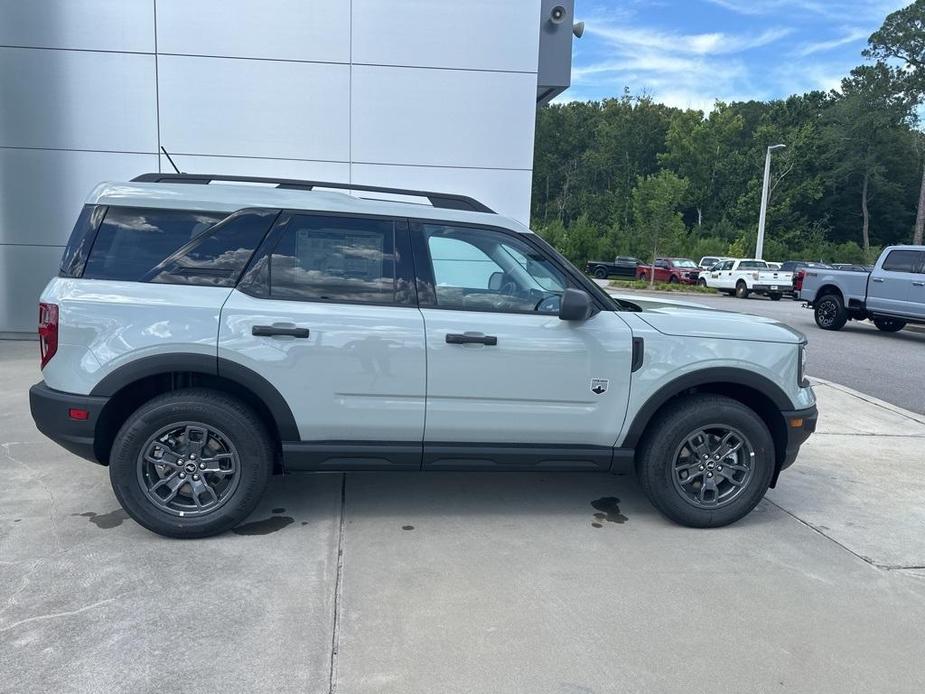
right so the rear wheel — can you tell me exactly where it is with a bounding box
[636,395,774,528]
[873,317,906,333]
[109,389,273,538]
[735,281,750,299]
[593,267,608,280]
[769,293,782,301]
[638,273,648,282]
[814,293,848,331]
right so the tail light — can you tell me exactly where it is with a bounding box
[38,302,58,368]
[794,270,806,291]
[752,272,759,280]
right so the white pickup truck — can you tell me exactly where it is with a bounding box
[800,245,925,332]
[702,258,792,300]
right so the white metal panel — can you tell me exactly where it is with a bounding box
[351,65,537,170]
[0,148,158,246]
[0,244,62,333]
[0,47,157,152]
[352,163,533,226]
[158,154,350,185]
[157,55,350,162]
[352,0,541,73]
[156,0,349,63]
[0,0,155,53]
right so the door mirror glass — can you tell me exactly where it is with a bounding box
[487,271,506,291]
[559,288,592,321]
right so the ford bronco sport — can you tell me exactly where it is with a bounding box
[30,174,817,538]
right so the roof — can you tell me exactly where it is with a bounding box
[86,181,531,233]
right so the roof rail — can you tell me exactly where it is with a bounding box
[130,173,495,214]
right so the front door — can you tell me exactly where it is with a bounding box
[867,249,925,319]
[219,212,426,469]
[411,222,634,470]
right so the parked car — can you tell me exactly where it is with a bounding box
[586,256,640,280]
[702,258,792,300]
[800,246,925,332]
[636,258,701,284]
[30,173,817,537]
[784,261,835,300]
[698,255,732,271]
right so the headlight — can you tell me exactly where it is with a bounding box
[798,344,807,386]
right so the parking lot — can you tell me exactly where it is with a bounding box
[3,335,925,693]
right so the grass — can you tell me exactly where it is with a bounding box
[607,279,719,294]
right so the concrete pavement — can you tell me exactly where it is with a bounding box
[2,340,925,693]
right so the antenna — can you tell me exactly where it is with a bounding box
[160,146,182,174]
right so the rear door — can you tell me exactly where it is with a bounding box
[218,212,426,469]
[411,221,634,470]
[867,249,925,318]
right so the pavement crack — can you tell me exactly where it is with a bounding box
[328,473,347,694]
[0,595,122,633]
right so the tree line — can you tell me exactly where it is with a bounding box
[532,1,925,266]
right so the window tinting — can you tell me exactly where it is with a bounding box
[269,215,397,303]
[148,209,278,287]
[424,224,568,313]
[882,250,924,273]
[60,204,107,277]
[739,261,767,269]
[83,207,226,281]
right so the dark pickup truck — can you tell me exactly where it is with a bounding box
[586,256,640,279]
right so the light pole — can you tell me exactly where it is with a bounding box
[755,143,786,260]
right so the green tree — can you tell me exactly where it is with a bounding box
[630,171,689,286]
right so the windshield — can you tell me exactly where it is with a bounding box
[672,259,697,268]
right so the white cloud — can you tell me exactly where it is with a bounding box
[796,28,871,57]
[586,24,793,56]
[703,0,909,20]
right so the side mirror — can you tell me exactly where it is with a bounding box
[488,271,505,291]
[559,288,593,321]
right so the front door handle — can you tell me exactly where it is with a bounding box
[872,278,885,283]
[252,325,310,338]
[913,281,925,287]
[446,332,498,346]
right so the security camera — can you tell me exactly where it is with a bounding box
[549,5,567,24]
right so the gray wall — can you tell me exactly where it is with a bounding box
[0,0,543,334]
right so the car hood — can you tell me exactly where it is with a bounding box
[613,295,805,344]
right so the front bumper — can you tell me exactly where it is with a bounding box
[29,381,109,464]
[773,404,818,484]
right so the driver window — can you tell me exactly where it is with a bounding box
[423,225,568,313]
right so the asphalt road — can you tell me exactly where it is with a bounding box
[603,284,925,415]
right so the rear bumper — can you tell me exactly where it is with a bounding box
[775,404,818,482]
[29,381,108,464]
[753,284,793,293]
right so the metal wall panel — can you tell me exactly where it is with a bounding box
[0,47,157,152]
[0,244,62,333]
[351,163,533,225]
[156,0,349,63]
[351,65,537,170]
[0,0,155,53]
[158,154,350,183]
[157,55,350,161]
[0,148,158,246]
[352,0,540,73]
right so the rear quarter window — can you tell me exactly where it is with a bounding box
[59,205,107,277]
[82,207,226,281]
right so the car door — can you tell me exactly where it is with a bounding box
[411,221,635,470]
[713,260,734,288]
[218,212,426,470]
[866,249,925,318]
[654,259,670,282]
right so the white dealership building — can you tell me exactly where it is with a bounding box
[0,0,578,334]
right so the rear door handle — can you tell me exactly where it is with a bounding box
[446,332,497,346]
[872,278,885,283]
[252,325,310,338]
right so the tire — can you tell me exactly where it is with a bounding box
[735,281,749,299]
[109,388,273,539]
[593,267,608,280]
[636,394,775,528]
[814,293,848,331]
[639,273,648,282]
[769,293,782,301]
[698,278,707,287]
[668,276,679,284]
[873,317,906,333]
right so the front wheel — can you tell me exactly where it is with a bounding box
[109,389,273,538]
[873,317,906,333]
[593,267,608,280]
[814,294,848,331]
[668,276,679,284]
[636,394,774,527]
[698,278,707,287]
[735,281,750,299]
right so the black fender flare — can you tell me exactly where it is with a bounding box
[90,353,299,441]
[621,367,792,449]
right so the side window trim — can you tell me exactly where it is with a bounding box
[237,210,417,307]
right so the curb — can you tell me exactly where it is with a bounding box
[809,376,925,426]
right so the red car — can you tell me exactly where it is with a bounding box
[636,258,701,284]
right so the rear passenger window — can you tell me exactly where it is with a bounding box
[60,204,107,277]
[268,215,399,304]
[82,207,226,281]
[882,250,924,273]
[148,209,278,287]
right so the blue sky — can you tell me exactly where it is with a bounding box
[565,0,910,110]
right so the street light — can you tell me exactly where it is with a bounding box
[755,143,786,260]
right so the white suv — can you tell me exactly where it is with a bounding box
[30,174,817,538]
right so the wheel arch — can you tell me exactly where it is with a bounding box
[90,354,298,465]
[622,368,791,481]
[814,283,844,301]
